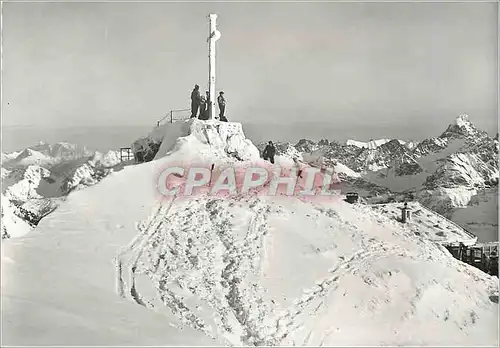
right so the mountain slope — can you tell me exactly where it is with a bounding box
[2,119,497,346]
[1,193,31,239]
[125,194,498,346]
[1,162,223,346]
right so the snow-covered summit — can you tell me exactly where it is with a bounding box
[251,115,496,242]
[421,116,498,194]
[11,149,53,167]
[4,120,498,345]
[133,118,260,163]
[1,151,21,163]
[2,119,498,346]
[440,114,488,140]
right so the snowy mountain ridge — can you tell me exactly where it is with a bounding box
[256,114,498,242]
[346,138,415,150]
[439,114,489,140]
[2,142,94,168]
[2,165,52,202]
[1,144,124,239]
[1,193,31,239]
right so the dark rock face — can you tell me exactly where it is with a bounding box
[18,199,59,227]
[439,114,489,140]
[395,162,423,177]
[318,139,330,147]
[133,138,162,163]
[412,137,449,158]
[294,139,318,153]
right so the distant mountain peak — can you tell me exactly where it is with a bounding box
[15,148,50,161]
[455,113,470,126]
[440,114,486,140]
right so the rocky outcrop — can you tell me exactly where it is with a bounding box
[439,114,489,140]
[18,198,59,227]
[134,119,261,163]
[422,117,498,192]
[294,139,318,153]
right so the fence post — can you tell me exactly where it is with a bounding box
[170,110,173,123]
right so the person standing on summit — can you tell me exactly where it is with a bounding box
[198,94,207,120]
[190,84,201,118]
[217,91,227,121]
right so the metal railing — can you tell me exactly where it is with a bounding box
[120,147,134,162]
[157,108,191,127]
[444,242,498,276]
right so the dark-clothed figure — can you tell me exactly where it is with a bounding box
[262,141,276,164]
[217,91,227,121]
[190,85,201,118]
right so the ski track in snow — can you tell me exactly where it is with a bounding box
[114,194,433,346]
[114,194,281,345]
[115,201,174,303]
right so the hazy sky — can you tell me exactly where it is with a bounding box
[2,1,498,137]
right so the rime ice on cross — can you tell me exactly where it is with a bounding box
[208,14,221,120]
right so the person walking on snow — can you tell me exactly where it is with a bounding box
[190,84,201,118]
[217,91,227,122]
[262,141,276,164]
